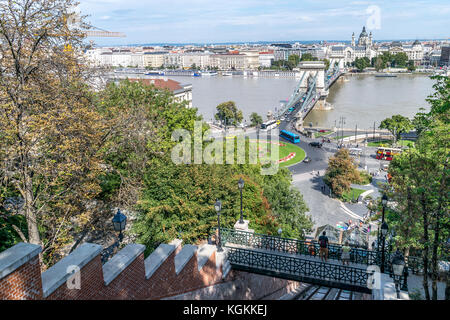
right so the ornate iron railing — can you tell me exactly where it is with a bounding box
[227,247,372,293]
[212,228,426,274]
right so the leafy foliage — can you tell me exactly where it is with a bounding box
[324,149,361,196]
[379,114,413,141]
[249,112,263,127]
[214,101,243,126]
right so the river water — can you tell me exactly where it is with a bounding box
[167,74,434,129]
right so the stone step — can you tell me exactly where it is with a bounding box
[174,244,197,275]
[103,244,145,286]
[144,239,182,279]
[196,244,216,272]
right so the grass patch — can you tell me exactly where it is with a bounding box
[247,140,306,168]
[356,171,372,185]
[278,143,306,167]
[340,188,366,203]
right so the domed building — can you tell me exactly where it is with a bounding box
[332,26,377,66]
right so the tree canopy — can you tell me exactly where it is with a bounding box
[214,101,243,126]
[379,114,413,142]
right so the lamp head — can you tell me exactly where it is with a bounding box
[238,177,244,190]
[392,251,405,276]
[382,194,388,206]
[112,209,127,232]
[214,199,222,214]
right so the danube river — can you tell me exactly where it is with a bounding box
[173,73,434,129]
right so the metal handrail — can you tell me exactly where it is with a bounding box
[212,227,428,274]
[227,247,372,291]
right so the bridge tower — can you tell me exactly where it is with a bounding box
[298,61,328,110]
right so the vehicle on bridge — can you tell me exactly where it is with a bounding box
[309,141,323,148]
[288,107,295,113]
[303,156,311,163]
[376,147,402,161]
[260,120,278,131]
[280,130,300,144]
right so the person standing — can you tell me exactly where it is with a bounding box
[341,241,351,266]
[318,231,329,262]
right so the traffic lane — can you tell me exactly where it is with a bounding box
[284,139,330,175]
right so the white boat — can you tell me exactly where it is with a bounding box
[252,71,258,77]
[200,71,218,76]
[222,72,233,76]
[274,73,280,77]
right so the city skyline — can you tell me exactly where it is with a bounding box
[79,0,450,46]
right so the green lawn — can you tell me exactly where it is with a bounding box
[278,143,306,167]
[248,140,306,168]
[340,188,366,203]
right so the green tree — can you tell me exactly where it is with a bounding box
[0,0,106,264]
[300,53,316,62]
[374,57,385,71]
[354,57,369,72]
[379,52,393,68]
[249,112,263,127]
[324,149,361,196]
[288,54,300,68]
[426,75,450,120]
[407,60,416,72]
[386,75,450,300]
[323,58,330,71]
[393,52,409,67]
[214,101,243,126]
[379,114,413,142]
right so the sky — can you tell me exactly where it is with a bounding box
[78,0,450,46]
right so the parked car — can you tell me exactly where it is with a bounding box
[309,141,323,148]
[303,156,311,163]
[319,129,327,133]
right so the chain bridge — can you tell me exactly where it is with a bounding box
[277,56,345,127]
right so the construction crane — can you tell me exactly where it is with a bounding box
[61,7,126,52]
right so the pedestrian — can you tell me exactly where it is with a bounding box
[308,241,316,257]
[341,241,351,266]
[318,231,329,262]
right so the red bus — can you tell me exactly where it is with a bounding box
[376,147,402,161]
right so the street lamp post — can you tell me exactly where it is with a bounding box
[238,178,244,224]
[112,209,127,242]
[102,209,127,263]
[379,194,389,272]
[215,199,223,252]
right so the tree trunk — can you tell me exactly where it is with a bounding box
[24,171,41,246]
[421,193,430,300]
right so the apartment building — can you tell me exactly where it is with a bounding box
[181,53,211,69]
[210,53,247,70]
[143,52,167,68]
